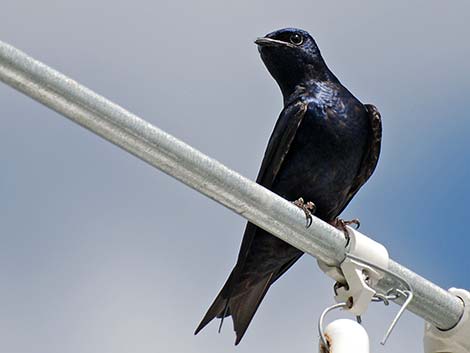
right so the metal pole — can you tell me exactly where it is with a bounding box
[0,41,463,331]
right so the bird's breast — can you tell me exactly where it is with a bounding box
[272,98,369,221]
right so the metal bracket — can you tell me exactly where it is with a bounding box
[317,227,415,345]
[334,228,389,316]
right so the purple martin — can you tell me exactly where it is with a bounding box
[195,28,382,344]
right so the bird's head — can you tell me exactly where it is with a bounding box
[255,28,333,98]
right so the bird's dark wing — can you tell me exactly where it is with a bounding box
[194,100,308,343]
[343,104,382,204]
[235,99,308,263]
[255,100,309,188]
[226,100,308,341]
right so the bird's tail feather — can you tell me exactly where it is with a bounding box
[195,269,237,336]
[231,273,273,345]
[194,270,274,345]
[194,283,230,336]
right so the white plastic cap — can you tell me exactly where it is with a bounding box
[320,319,369,353]
[424,288,470,353]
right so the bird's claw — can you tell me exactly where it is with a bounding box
[331,217,361,242]
[343,218,360,229]
[292,197,316,228]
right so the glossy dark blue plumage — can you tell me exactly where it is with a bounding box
[195,28,382,344]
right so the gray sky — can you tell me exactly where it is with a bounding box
[1,1,470,352]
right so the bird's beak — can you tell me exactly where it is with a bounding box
[254,37,295,48]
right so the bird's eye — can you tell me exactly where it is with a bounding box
[289,33,303,46]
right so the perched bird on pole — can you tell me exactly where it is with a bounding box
[195,28,382,345]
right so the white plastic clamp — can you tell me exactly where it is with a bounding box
[334,228,389,316]
[424,288,470,353]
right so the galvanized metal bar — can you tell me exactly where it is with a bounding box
[0,40,463,331]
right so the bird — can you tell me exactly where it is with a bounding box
[195,28,382,345]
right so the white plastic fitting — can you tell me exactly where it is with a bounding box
[319,319,370,353]
[424,288,470,353]
[335,228,389,315]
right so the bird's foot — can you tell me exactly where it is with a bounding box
[330,217,361,242]
[292,197,316,228]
